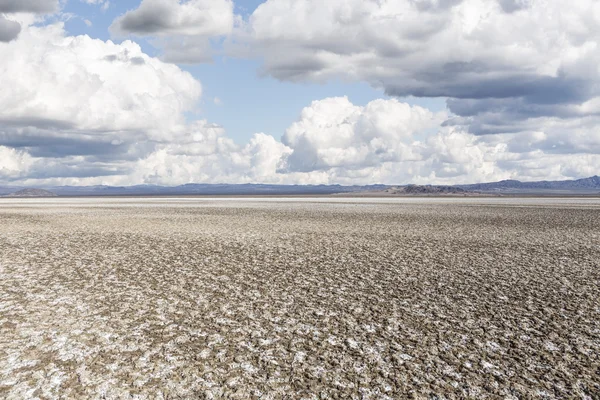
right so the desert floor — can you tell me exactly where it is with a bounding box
[0,197,599,399]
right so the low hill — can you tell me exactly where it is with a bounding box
[5,189,58,198]
[458,175,600,194]
[0,176,598,197]
[386,185,470,195]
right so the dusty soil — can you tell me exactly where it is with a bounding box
[0,198,599,399]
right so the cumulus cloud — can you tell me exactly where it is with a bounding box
[2,2,599,187]
[270,97,505,184]
[116,97,600,187]
[109,0,235,63]
[279,97,444,172]
[0,23,200,141]
[0,146,33,180]
[246,0,600,143]
[248,0,599,93]
[128,131,293,186]
[0,20,203,181]
[0,0,59,42]
[0,18,297,186]
[2,87,597,187]
[111,0,233,37]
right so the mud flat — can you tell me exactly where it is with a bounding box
[0,198,599,399]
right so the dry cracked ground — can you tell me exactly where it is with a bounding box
[0,197,599,399]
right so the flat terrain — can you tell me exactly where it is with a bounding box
[0,198,599,399]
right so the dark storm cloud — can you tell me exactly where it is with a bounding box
[0,0,57,13]
[0,15,20,42]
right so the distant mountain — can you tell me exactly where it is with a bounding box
[457,175,600,194]
[0,176,598,197]
[38,183,389,196]
[386,185,468,195]
[4,189,57,198]
[0,186,20,196]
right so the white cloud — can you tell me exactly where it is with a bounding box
[272,96,598,185]
[2,3,599,187]
[109,0,235,63]
[0,146,33,180]
[125,130,294,186]
[0,22,201,142]
[121,97,600,187]
[246,0,600,142]
[0,0,59,42]
[271,96,504,184]
[280,97,444,172]
[248,0,600,86]
[3,90,599,186]
[111,0,234,37]
[0,20,204,184]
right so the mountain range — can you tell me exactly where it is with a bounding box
[456,175,600,194]
[0,176,598,197]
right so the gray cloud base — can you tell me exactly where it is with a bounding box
[2,0,600,185]
[111,1,175,35]
[0,16,20,42]
[246,0,600,167]
[109,0,234,64]
[0,0,57,13]
[0,0,58,42]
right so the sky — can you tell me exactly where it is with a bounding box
[0,0,599,186]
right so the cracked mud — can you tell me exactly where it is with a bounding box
[0,198,599,399]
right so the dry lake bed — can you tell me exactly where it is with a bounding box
[0,197,599,399]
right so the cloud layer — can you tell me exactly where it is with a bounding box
[280,97,443,173]
[110,0,235,63]
[1,0,599,186]
[0,0,58,13]
[123,94,600,187]
[247,0,600,146]
[0,15,20,42]
[0,20,202,182]
[0,0,58,42]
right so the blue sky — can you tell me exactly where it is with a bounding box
[0,0,598,186]
[60,0,445,145]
